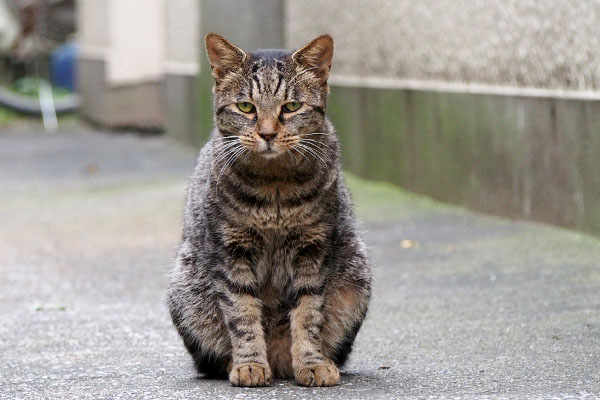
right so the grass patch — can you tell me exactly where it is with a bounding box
[0,105,79,128]
[10,77,72,98]
[0,106,20,126]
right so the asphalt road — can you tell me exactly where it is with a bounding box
[1,127,599,399]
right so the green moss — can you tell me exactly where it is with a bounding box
[10,77,72,98]
[0,106,79,127]
[0,106,19,125]
[344,172,464,223]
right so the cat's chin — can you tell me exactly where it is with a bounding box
[259,150,284,160]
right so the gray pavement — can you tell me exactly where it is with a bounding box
[1,126,599,399]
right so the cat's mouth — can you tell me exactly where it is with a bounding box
[260,148,282,159]
[256,140,287,159]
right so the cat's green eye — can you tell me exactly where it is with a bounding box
[237,102,255,113]
[282,101,302,113]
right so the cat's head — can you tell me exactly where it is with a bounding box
[206,33,333,159]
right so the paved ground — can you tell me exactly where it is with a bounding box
[1,126,599,399]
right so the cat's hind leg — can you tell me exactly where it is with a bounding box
[182,329,230,377]
[321,270,371,368]
[320,235,372,368]
[167,245,232,378]
[169,302,232,378]
[266,321,294,379]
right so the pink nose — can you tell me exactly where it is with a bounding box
[259,132,277,141]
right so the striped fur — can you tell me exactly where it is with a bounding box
[167,34,371,387]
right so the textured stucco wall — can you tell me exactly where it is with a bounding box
[77,0,110,57]
[107,0,165,85]
[286,0,600,91]
[165,0,199,71]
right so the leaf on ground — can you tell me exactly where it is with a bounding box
[400,239,418,249]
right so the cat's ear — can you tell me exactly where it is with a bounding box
[205,33,247,81]
[292,34,334,80]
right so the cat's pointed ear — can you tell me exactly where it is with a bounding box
[292,34,334,80]
[205,33,247,81]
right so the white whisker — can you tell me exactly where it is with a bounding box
[300,139,333,161]
[300,132,328,137]
[210,141,243,174]
[301,138,334,153]
[291,147,310,164]
[212,140,241,155]
[216,147,248,187]
[212,144,240,166]
[286,148,299,164]
[295,143,329,168]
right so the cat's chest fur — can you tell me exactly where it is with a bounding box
[217,160,335,231]
[223,183,333,296]
[236,183,324,231]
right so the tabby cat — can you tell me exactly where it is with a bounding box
[167,33,372,387]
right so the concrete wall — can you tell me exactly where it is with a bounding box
[328,87,600,235]
[164,0,200,144]
[77,0,200,130]
[78,58,164,129]
[77,0,109,57]
[165,0,199,69]
[106,0,165,85]
[286,0,600,92]
[77,0,164,128]
[284,1,600,235]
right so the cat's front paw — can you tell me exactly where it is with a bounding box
[294,362,340,387]
[229,362,273,387]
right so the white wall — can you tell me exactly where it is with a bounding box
[106,0,165,85]
[286,0,600,92]
[77,0,199,85]
[165,0,200,75]
[77,0,110,59]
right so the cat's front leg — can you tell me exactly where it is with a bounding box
[290,294,340,386]
[221,292,272,386]
[217,253,272,386]
[289,247,340,387]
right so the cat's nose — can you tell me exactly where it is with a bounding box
[259,131,277,142]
